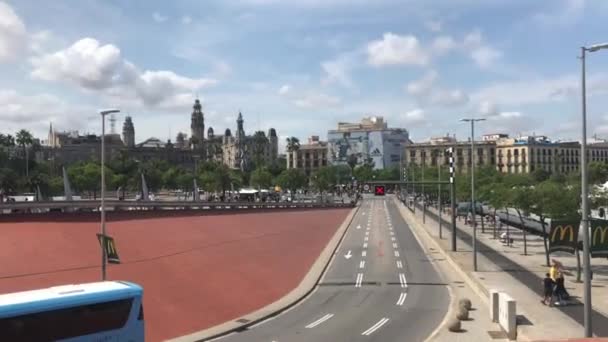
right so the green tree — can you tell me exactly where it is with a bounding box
[250,167,273,189]
[311,166,335,193]
[353,164,374,182]
[589,161,608,184]
[531,168,551,183]
[508,185,535,255]
[175,171,194,192]
[286,137,300,153]
[0,134,15,147]
[276,169,307,195]
[15,129,33,177]
[530,180,580,266]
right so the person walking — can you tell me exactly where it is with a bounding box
[554,271,570,306]
[542,273,555,306]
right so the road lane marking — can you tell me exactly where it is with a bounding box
[362,250,367,257]
[355,273,363,287]
[396,260,403,268]
[392,243,398,248]
[305,313,334,328]
[391,237,396,241]
[394,250,400,257]
[365,231,369,236]
[359,260,365,269]
[396,292,407,306]
[363,242,368,248]
[364,236,369,241]
[366,227,370,231]
[356,224,361,229]
[390,231,394,235]
[399,273,407,288]
[361,318,389,336]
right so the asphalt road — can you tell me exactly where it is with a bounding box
[217,196,450,342]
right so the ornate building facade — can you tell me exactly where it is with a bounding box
[43,99,279,170]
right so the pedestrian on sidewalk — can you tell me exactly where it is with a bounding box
[542,273,555,306]
[553,271,570,306]
[549,259,562,281]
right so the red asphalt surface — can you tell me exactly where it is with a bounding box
[0,208,351,341]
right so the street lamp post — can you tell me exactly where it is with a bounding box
[99,109,120,281]
[580,42,608,338]
[461,118,485,272]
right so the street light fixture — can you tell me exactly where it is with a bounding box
[99,108,120,281]
[580,43,608,337]
[461,118,486,272]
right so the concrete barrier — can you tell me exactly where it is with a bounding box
[490,289,500,322]
[498,292,517,340]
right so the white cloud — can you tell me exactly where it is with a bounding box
[278,84,290,95]
[402,108,425,123]
[467,73,608,106]
[471,46,502,69]
[0,89,93,136]
[499,111,522,118]
[533,0,585,28]
[431,36,456,56]
[406,70,468,106]
[367,33,429,67]
[293,93,341,109]
[152,12,168,23]
[406,70,437,96]
[321,55,355,87]
[30,38,217,109]
[478,100,499,116]
[463,29,502,69]
[429,89,469,106]
[0,1,27,62]
[425,20,442,32]
[181,16,192,24]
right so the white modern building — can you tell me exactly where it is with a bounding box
[327,116,411,169]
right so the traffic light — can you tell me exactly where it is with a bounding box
[374,185,385,196]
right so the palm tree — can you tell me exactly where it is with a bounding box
[286,137,300,153]
[16,129,33,178]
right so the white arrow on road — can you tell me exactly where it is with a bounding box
[356,224,361,229]
[344,250,352,259]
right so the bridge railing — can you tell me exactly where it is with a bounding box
[0,199,356,213]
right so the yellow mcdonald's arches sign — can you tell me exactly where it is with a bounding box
[549,220,580,255]
[97,234,121,264]
[551,224,575,243]
[591,219,608,258]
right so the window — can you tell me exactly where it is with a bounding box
[0,299,133,341]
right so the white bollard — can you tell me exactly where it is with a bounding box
[498,292,517,340]
[490,289,500,322]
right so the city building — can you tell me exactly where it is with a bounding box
[404,133,608,175]
[496,135,608,174]
[404,134,496,173]
[327,116,411,170]
[43,99,279,170]
[286,136,329,176]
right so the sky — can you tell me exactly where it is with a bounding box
[1,0,608,153]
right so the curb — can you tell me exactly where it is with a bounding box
[167,205,360,342]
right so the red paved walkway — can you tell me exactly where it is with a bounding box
[0,209,351,341]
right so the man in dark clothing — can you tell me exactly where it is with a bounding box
[554,272,570,306]
[542,273,554,306]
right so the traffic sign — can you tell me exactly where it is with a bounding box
[364,184,370,191]
[97,234,120,264]
[374,185,386,196]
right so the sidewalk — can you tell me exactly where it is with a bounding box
[393,199,508,342]
[399,199,608,341]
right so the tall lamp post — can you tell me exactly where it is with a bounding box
[99,108,120,281]
[461,118,485,272]
[580,42,608,337]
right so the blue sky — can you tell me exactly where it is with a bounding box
[1,0,608,152]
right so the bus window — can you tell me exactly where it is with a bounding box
[138,303,144,320]
[0,298,132,341]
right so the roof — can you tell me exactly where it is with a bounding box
[0,281,142,317]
